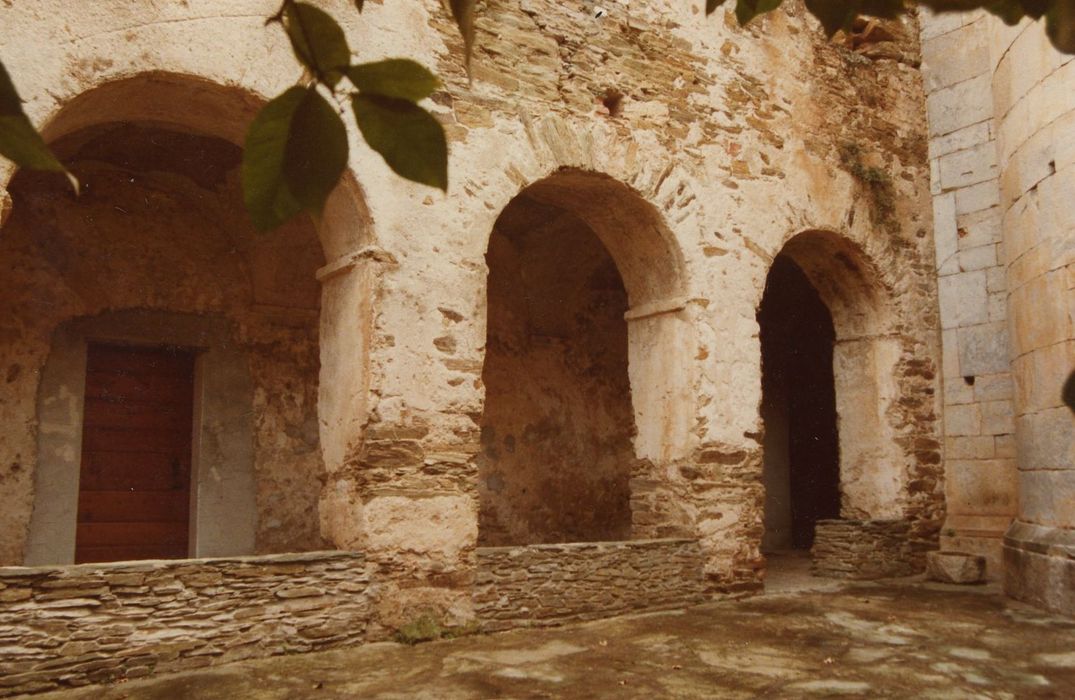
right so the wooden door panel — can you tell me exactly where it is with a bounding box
[84,372,193,403]
[77,491,189,523]
[81,426,192,454]
[82,397,191,430]
[76,521,189,547]
[76,344,195,564]
[79,452,187,491]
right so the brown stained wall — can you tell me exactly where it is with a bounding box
[478,199,635,545]
[0,125,327,563]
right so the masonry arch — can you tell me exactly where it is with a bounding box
[477,168,692,546]
[1,72,372,565]
[758,230,904,552]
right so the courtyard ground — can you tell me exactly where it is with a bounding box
[32,565,1075,699]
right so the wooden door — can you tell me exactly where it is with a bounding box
[76,343,195,563]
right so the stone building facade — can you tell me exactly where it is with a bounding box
[0,0,1069,693]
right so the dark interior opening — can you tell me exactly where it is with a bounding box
[759,255,840,551]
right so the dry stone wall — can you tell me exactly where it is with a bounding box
[474,539,707,631]
[0,552,373,697]
[811,519,919,579]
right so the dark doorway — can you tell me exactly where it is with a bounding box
[759,256,840,551]
[76,344,195,563]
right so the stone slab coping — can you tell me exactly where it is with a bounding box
[476,538,699,554]
[0,550,364,578]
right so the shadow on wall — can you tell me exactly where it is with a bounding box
[0,72,380,565]
[759,255,840,552]
[476,169,692,547]
[478,190,635,545]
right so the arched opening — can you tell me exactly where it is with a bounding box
[477,170,690,546]
[758,230,907,581]
[0,73,370,566]
[759,256,840,552]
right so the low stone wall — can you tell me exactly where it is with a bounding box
[811,519,919,579]
[474,539,707,631]
[0,551,373,697]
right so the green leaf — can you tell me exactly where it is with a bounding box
[284,2,351,86]
[1063,368,1075,413]
[242,86,306,230]
[707,0,729,14]
[1046,0,1075,53]
[243,86,349,230]
[803,0,859,36]
[736,0,784,27]
[346,59,441,102]
[0,60,76,190]
[446,0,476,73]
[284,88,349,218]
[352,93,447,191]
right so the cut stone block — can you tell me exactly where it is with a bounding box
[926,550,987,584]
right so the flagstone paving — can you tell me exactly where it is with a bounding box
[33,578,1075,699]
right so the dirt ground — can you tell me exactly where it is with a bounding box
[32,570,1075,699]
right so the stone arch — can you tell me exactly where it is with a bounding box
[759,229,905,525]
[28,71,372,260]
[477,168,694,545]
[2,71,373,564]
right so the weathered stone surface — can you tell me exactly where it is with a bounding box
[0,553,374,697]
[0,1,944,617]
[926,550,987,584]
[473,539,707,631]
[28,581,1075,700]
[812,520,919,580]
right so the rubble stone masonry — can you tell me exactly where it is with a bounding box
[0,553,374,697]
[811,519,918,579]
[473,539,708,631]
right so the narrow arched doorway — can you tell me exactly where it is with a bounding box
[758,230,916,584]
[759,256,840,553]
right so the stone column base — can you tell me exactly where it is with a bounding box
[1004,521,1075,617]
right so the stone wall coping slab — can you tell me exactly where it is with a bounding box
[0,550,364,578]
